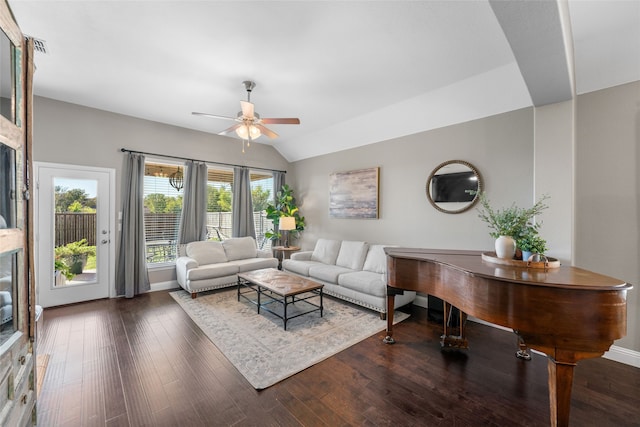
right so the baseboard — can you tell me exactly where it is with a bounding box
[151,280,180,292]
[604,345,640,368]
[411,294,640,368]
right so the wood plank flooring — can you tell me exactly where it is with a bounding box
[36,290,640,426]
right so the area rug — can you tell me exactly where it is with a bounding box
[170,288,408,389]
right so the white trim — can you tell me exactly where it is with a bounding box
[604,345,640,368]
[151,280,179,292]
[412,294,639,368]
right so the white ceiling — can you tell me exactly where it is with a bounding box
[8,0,640,162]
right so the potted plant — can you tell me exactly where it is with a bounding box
[477,192,549,259]
[517,231,548,261]
[54,258,74,286]
[54,239,96,274]
[265,184,305,245]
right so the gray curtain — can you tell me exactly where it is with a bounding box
[232,167,256,238]
[273,171,285,198]
[178,160,208,244]
[115,153,150,298]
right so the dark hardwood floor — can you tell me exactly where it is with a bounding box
[36,290,640,427]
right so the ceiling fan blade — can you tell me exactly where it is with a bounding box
[261,118,300,125]
[256,124,278,139]
[240,101,255,118]
[218,123,242,135]
[192,112,238,121]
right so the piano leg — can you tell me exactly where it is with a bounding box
[514,330,532,360]
[548,357,576,427]
[440,301,468,349]
[383,287,401,344]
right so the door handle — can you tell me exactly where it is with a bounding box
[101,239,109,244]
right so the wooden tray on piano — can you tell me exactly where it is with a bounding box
[481,252,560,269]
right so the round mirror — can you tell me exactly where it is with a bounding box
[426,160,482,214]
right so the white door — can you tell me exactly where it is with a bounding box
[35,163,115,307]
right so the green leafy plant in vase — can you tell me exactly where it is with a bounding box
[477,192,549,259]
[517,230,548,262]
[265,184,305,246]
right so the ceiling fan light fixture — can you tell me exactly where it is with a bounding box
[235,124,249,139]
[235,124,261,141]
[249,125,261,140]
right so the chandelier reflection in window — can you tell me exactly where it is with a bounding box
[169,166,184,191]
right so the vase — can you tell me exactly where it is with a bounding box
[495,236,516,259]
[522,250,532,262]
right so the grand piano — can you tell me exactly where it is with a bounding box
[384,247,632,427]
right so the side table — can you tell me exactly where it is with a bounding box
[272,246,300,270]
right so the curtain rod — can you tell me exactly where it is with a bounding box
[120,148,286,174]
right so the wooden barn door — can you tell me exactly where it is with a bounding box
[0,0,36,425]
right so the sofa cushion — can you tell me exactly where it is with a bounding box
[362,244,392,274]
[282,259,323,276]
[308,264,355,284]
[230,257,279,272]
[187,263,239,281]
[223,237,257,261]
[338,271,387,297]
[336,241,369,270]
[310,239,341,265]
[186,241,227,265]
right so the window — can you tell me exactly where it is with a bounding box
[250,172,274,250]
[206,168,233,241]
[144,162,183,264]
[143,162,276,264]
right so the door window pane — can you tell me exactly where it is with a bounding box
[0,249,19,344]
[53,178,97,286]
[0,28,15,124]
[0,143,15,229]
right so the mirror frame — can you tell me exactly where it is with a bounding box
[426,160,483,214]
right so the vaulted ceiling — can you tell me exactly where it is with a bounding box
[8,1,640,162]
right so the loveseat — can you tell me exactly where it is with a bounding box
[282,239,416,318]
[176,236,278,298]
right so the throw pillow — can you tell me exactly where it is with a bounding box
[335,241,369,270]
[186,241,227,265]
[363,244,394,274]
[310,239,341,265]
[223,236,258,261]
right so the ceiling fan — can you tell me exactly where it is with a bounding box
[192,81,300,149]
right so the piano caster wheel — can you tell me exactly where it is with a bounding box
[383,335,395,344]
[516,349,532,360]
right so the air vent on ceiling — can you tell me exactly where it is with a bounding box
[27,36,48,54]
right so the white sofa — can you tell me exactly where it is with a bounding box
[176,236,278,298]
[282,239,416,319]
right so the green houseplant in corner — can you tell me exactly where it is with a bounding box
[477,192,549,259]
[265,184,306,245]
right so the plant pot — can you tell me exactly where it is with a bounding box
[495,236,516,259]
[68,255,87,274]
[54,270,66,287]
[522,251,533,262]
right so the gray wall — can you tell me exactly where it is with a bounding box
[290,107,534,251]
[32,96,290,284]
[575,81,639,351]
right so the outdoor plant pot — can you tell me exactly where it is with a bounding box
[68,255,87,274]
